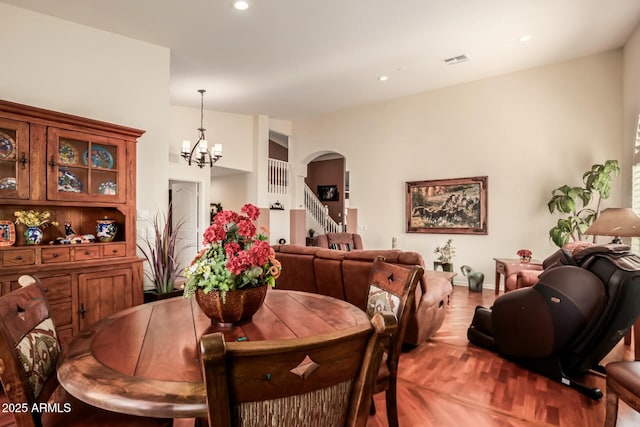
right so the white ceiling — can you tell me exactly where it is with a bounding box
[3,0,640,120]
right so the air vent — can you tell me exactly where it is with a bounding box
[444,54,469,65]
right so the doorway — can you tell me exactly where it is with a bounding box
[169,180,200,275]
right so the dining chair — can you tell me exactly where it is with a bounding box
[199,311,397,427]
[0,275,172,427]
[366,255,424,427]
[604,361,640,427]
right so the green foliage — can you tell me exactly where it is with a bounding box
[547,160,619,247]
[434,239,455,263]
[137,205,186,294]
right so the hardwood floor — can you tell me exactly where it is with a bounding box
[368,285,640,427]
[1,285,638,426]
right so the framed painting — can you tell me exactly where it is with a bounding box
[406,176,488,234]
[317,185,339,202]
[0,220,15,246]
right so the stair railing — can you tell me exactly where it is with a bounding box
[304,184,341,233]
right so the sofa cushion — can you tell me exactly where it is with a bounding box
[344,250,402,263]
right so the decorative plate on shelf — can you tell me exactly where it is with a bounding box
[0,131,15,160]
[82,145,114,169]
[0,177,16,191]
[98,179,117,195]
[0,220,16,247]
[59,141,79,165]
[58,169,83,193]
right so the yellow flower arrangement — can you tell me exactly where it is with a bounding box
[14,210,59,228]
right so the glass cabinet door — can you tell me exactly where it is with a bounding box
[46,128,125,203]
[0,117,29,200]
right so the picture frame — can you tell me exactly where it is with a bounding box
[0,220,16,246]
[210,202,223,225]
[317,185,339,202]
[406,176,488,234]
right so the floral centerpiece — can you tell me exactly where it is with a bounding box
[183,204,281,324]
[14,210,59,245]
[517,249,532,263]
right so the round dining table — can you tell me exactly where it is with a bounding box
[57,289,370,419]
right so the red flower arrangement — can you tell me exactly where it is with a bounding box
[517,249,532,262]
[183,203,281,300]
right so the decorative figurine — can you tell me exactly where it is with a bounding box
[460,264,484,292]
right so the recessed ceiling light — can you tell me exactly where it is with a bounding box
[519,35,532,42]
[233,1,249,10]
[378,75,389,81]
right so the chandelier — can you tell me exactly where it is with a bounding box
[181,89,223,168]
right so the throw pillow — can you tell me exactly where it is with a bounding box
[329,242,353,251]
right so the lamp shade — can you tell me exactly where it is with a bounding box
[584,208,640,238]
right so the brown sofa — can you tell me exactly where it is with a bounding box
[271,245,453,346]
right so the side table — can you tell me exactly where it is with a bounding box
[493,258,543,294]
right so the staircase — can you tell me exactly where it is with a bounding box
[267,158,342,234]
[304,184,341,233]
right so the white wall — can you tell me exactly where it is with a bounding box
[293,51,623,286]
[210,172,252,212]
[0,3,170,221]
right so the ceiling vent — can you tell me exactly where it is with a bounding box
[444,54,469,65]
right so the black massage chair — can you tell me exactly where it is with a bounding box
[467,244,640,399]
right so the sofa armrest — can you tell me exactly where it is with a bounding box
[419,272,453,308]
[516,269,543,289]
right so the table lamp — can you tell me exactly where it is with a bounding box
[584,208,640,243]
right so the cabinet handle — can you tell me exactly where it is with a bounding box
[43,287,48,292]
[19,152,28,169]
[80,304,87,318]
[85,250,91,255]
[49,155,56,171]
[53,253,59,258]
[15,256,23,260]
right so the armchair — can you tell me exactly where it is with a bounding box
[506,242,596,291]
[317,232,364,251]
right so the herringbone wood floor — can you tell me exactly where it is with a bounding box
[369,285,640,427]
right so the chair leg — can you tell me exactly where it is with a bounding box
[604,385,620,427]
[385,381,399,427]
[369,396,376,415]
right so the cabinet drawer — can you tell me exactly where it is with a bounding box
[75,246,101,260]
[103,243,126,258]
[42,247,71,263]
[50,301,72,327]
[2,249,36,266]
[39,275,72,301]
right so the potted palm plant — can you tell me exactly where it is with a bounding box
[138,204,186,303]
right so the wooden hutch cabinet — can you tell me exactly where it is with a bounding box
[0,99,144,347]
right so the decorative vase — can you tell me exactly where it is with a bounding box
[25,226,43,245]
[195,284,268,326]
[96,219,117,242]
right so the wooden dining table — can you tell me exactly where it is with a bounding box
[57,289,370,419]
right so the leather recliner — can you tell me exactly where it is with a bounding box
[468,244,640,399]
